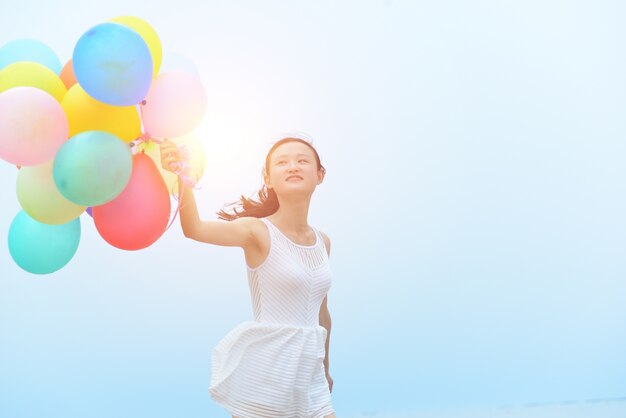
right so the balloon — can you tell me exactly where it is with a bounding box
[17,160,86,225]
[139,135,206,194]
[0,86,69,166]
[93,153,171,251]
[141,71,207,138]
[60,59,77,89]
[160,52,199,76]
[8,210,81,275]
[53,130,132,206]
[62,84,141,142]
[110,16,162,78]
[72,22,152,106]
[86,207,93,217]
[0,61,67,102]
[0,39,62,75]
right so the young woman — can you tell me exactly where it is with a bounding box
[160,137,337,418]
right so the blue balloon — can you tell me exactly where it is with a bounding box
[8,211,81,275]
[72,23,153,106]
[0,38,62,75]
[53,130,133,207]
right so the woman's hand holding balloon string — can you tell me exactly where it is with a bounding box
[159,139,181,173]
[159,139,196,188]
[156,138,199,232]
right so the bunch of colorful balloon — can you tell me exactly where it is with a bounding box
[0,16,207,275]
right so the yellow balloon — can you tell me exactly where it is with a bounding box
[110,16,162,78]
[0,62,66,102]
[139,135,206,194]
[17,160,86,225]
[62,84,141,142]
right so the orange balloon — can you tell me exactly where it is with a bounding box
[60,59,77,89]
[93,153,171,250]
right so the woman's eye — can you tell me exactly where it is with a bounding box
[299,159,308,163]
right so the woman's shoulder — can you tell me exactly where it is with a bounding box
[236,216,270,246]
[234,216,266,225]
[316,229,331,256]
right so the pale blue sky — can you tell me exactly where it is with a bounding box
[1,1,625,417]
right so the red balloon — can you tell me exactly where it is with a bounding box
[93,153,171,250]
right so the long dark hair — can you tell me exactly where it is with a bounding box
[217,137,326,221]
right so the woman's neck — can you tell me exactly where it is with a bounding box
[270,195,312,233]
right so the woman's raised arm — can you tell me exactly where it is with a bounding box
[179,184,259,248]
[160,140,259,249]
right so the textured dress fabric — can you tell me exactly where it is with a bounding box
[209,217,335,418]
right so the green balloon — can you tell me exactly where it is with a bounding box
[8,210,81,275]
[17,160,86,225]
[53,130,132,206]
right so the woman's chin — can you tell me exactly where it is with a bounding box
[276,185,315,197]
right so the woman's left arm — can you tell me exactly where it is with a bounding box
[319,231,334,392]
[319,296,333,392]
[319,296,332,373]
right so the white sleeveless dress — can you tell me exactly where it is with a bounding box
[209,217,335,418]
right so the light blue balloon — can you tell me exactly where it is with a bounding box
[53,130,133,206]
[0,38,63,75]
[72,22,153,106]
[8,211,81,275]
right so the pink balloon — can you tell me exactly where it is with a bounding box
[93,153,171,251]
[141,71,207,138]
[0,87,69,166]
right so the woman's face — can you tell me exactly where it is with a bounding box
[265,141,324,197]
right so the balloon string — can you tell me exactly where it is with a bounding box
[164,179,184,232]
[164,151,199,232]
[131,101,199,233]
